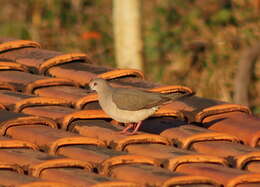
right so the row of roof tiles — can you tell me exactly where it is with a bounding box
[0,38,259,187]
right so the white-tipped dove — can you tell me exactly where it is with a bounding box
[89,78,190,135]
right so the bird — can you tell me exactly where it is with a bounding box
[89,78,190,135]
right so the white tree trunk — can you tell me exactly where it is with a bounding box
[113,0,143,70]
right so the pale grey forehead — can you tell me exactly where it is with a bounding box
[89,78,108,88]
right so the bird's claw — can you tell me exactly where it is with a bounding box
[119,130,138,135]
[119,122,142,135]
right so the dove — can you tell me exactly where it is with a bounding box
[89,78,189,135]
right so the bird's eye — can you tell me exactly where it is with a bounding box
[93,82,97,86]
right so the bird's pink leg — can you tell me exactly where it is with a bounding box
[127,121,142,135]
[120,123,134,134]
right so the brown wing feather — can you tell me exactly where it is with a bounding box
[112,88,169,111]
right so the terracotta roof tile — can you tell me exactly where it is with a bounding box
[0,38,259,186]
[0,90,72,111]
[25,77,80,95]
[190,140,260,169]
[160,124,241,148]
[19,181,73,187]
[36,85,91,104]
[124,143,228,169]
[104,163,220,186]
[39,168,140,187]
[0,110,57,135]
[0,60,30,72]
[0,143,122,186]
[205,112,260,147]
[0,82,17,91]
[176,163,260,187]
[0,70,79,93]
[48,66,145,86]
[0,136,39,150]
[0,38,41,53]
[0,170,69,187]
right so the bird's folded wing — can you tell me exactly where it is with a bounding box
[112,88,169,111]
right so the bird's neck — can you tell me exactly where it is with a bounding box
[97,84,113,110]
[98,84,113,97]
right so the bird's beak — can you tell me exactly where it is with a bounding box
[88,84,94,91]
[89,79,94,90]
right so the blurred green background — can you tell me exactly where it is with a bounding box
[0,0,259,115]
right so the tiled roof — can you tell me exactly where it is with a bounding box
[0,38,259,187]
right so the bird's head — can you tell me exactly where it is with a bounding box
[89,78,109,92]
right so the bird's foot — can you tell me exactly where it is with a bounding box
[122,131,138,135]
[119,121,142,135]
[120,123,134,134]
